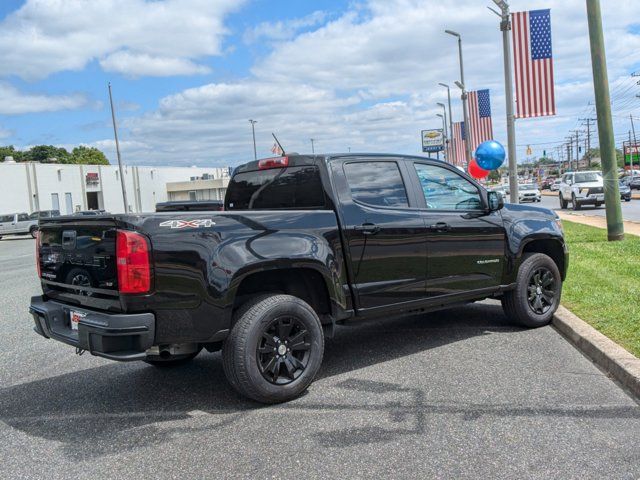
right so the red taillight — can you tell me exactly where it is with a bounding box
[258,156,289,169]
[35,231,41,278]
[116,230,151,294]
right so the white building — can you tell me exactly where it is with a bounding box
[0,160,230,215]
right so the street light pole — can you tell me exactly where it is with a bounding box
[445,30,472,168]
[310,138,315,154]
[490,0,519,203]
[249,119,257,161]
[437,102,448,162]
[436,113,446,161]
[439,83,456,164]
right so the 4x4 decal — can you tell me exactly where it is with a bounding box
[159,219,216,229]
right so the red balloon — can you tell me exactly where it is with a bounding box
[468,158,489,179]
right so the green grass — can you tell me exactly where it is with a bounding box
[561,220,640,357]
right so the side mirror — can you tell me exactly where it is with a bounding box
[487,191,504,212]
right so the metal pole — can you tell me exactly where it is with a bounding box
[446,30,472,168]
[108,82,129,213]
[249,120,257,161]
[586,0,623,240]
[310,138,315,154]
[439,83,456,164]
[492,1,519,203]
[437,103,448,162]
[630,115,638,172]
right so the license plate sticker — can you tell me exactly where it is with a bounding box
[70,311,86,331]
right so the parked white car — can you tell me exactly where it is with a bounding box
[558,171,604,210]
[518,183,541,203]
[0,213,39,240]
[550,180,562,192]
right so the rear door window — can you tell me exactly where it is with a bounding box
[343,161,409,208]
[226,165,325,210]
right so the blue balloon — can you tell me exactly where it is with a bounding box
[475,140,506,170]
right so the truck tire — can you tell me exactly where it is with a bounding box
[501,252,562,328]
[222,294,324,404]
[559,194,568,209]
[571,194,581,210]
[144,350,201,367]
[30,226,38,238]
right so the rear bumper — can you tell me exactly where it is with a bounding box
[29,296,155,361]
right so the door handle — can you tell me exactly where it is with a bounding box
[354,223,380,235]
[428,222,450,232]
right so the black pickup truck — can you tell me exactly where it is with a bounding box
[30,154,568,403]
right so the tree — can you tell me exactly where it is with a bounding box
[0,144,110,165]
[70,146,109,165]
[0,145,24,162]
[25,145,71,163]
[488,169,501,182]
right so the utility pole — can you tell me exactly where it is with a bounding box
[108,82,129,213]
[580,118,596,168]
[586,0,624,240]
[446,30,473,169]
[249,119,258,161]
[629,130,634,172]
[631,115,638,172]
[566,142,572,172]
[310,138,315,154]
[572,130,580,171]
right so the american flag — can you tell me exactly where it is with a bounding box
[512,9,556,118]
[270,142,283,155]
[467,89,494,155]
[451,121,467,166]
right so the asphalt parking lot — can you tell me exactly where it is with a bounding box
[1,237,639,479]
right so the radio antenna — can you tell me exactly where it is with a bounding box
[271,133,286,156]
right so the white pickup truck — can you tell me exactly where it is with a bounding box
[558,171,604,210]
[0,213,39,240]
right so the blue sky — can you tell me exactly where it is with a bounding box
[1,0,640,167]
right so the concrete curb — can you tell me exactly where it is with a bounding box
[553,305,640,400]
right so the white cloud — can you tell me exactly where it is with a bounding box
[243,10,328,44]
[0,83,87,114]
[99,51,211,77]
[0,0,244,80]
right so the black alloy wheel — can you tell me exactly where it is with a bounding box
[526,267,556,315]
[257,316,311,385]
[501,252,562,328]
[222,294,324,404]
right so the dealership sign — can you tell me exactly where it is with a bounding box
[85,172,100,186]
[421,129,444,153]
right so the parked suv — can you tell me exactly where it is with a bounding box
[0,213,39,239]
[29,210,60,220]
[558,171,604,210]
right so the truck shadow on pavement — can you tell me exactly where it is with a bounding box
[1,302,638,458]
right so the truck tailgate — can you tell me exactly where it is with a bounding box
[38,216,121,310]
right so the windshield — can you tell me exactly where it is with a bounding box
[574,172,601,183]
[520,184,536,190]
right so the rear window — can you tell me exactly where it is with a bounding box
[225,165,325,210]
